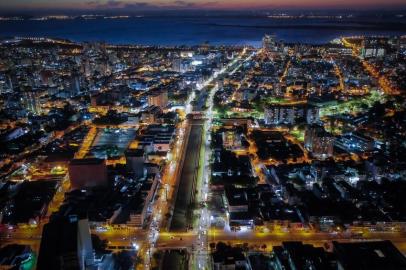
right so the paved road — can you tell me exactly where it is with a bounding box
[154,230,406,254]
[170,120,204,231]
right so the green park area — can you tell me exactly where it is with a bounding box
[320,90,385,117]
[289,128,305,142]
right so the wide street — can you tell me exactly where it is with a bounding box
[155,229,406,254]
[76,229,406,255]
[170,120,204,231]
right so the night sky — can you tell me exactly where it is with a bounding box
[1,0,406,12]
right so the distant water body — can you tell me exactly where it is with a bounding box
[1,16,406,46]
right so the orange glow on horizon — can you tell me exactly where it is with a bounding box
[2,0,406,11]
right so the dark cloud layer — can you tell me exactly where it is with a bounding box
[86,0,218,10]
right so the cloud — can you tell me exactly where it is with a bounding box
[173,0,197,7]
[104,0,122,7]
[86,0,219,10]
[123,2,158,9]
[173,1,218,8]
[87,0,159,9]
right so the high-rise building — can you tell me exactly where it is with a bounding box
[37,215,94,270]
[306,105,320,124]
[265,105,295,125]
[305,125,334,160]
[23,89,41,115]
[125,148,146,179]
[360,38,387,59]
[2,74,14,94]
[222,130,242,150]
[0,74,9,94]
[147,90,168,109]
[68,158,108,190]
[172,58,182,72]
[69,72,81,97]
[141,105,162,124]
[40,70,54,86]
[262,34,277,52]
[265,105,320,126]
[83,58,92,77]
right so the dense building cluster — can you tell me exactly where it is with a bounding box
[1,33,406,270]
